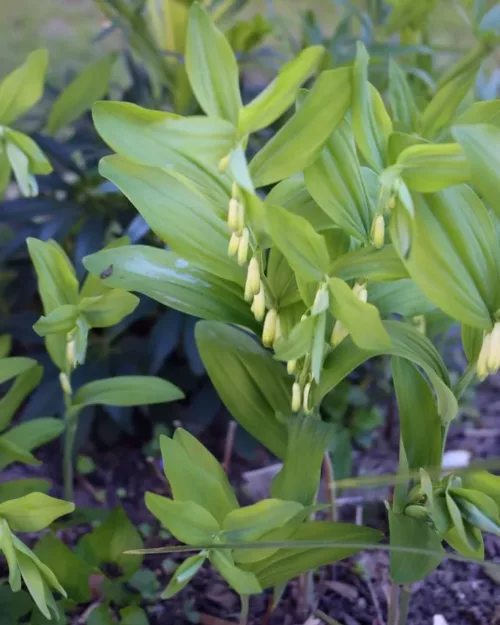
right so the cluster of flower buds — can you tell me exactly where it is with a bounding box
[290,377,313,414]
[227,184,249,265]
[477,323,500,380]
[331,282,367,347]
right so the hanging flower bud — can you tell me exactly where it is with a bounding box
[218,154,230,171]
[228,232,241,257]
[237,228,250,266]
[303,381,312,413]
[227,198,240,231]
[331,320,349,347]
[353,282,368,303]
[487,322,500,375]
[59,372,72,396]
[244,257,260,301]
[477,332,492,381]
[412,315,426,335]
[370,214,385,249]
[66,335,76,369]
[262,308,278,347]
[252,285,266,322]
[291,382,302,413]
[287,359,297,375]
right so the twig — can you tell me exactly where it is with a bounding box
[361,560,385,625]
[315,609,342,625]
[77,601,102,624]
[240,594,249,625]
[322,453,337,522]
[146,456,168,486]
[78,475,106,505]
[223,421,237,475]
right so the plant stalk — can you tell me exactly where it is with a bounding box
[387,583,399,625]
[399,585,411,625]
[239,594,249,625]
[63,418,77,502]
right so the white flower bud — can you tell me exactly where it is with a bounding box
[477,332,492,381]
[303,381,312,413]
[59,372,72,396]
[371,214,385,249]
[287,360,297,375]
[487,322,500,375]
[66,336,76,369]
[244,257,260,301]
[228,232,241,257]
[331,320,349,347]
[353,282,368,303]
[291,382,302,413]
[237,228,250,266]
[251,285,266,322]
[227,198,240,231]
[262,308,278,347]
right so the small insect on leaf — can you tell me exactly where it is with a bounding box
[100,264,114,279]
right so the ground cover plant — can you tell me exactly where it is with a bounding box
[1,1,500,624]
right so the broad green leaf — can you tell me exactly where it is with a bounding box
[455,101,500,127]
[445,492,484,557]
[0,517,21,590]
[0,360,41,429]
[368,280,436,318]
[392,358,442,471]
[209,551,261,595]
[6,140,36,197]
[93,101,236,167]
[330,245,409,282]
[391,187,499,329]
[352,43,392,172]
[78,290,139,328]
[250,68,352,187]
[33,305,78,337]
[388,59,418,131]
[239,46,324,136]
[34,534,92,603]
[160,433,238,523]
[162,553,206,599]
[0,49,48,125]
[328,278,391,350]
[72,376,183,409]
[222,499,303,542]
[16,551,53,619]
[146,493,220,545]
[0,357,37,384]
[2,418,64,452]
[47,53,117,134]
[453,124,500,219]
[83,246,255,329]
[99,155,244,284]
[13,531,66,595]
[397,143,470,193]
[0,437,39,471]
[304,117,372,241]
[185,3,241,124]
[272,417,335,506]
[451,488,500,534]
[267,204,330,282]
[120,607,149,625]
[239,188,270,246]
[461,325,483,363]
[27,238,79,314]
[0,494,74,532]
[274,316,315,361]
[4,129,52,174]
[0,335,12,358]
[0,479,51,504]
[316,320,457,424]
[389,511,444,584]
[244,521,382,588]
[461,472,500,509]
[80,236,131,298]
[196,321,291,459]
[77,507,143,579]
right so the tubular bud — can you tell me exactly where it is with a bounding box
[287,359,297,375]
[227,198,240,231]
[66,336,76,369]
[59,372,72,396]
[228,232,241,257]
[331,320,349,347]
[370,214,385,249]
[353,282,368,303]
[237,228,250,265]
[291,382,302,413]
[487,322,500,374]
[302,381,312,413]
[312,284,329,315]
[477,332,492,381]
[252,285,266,322]
[262,308,278,347]
[245,257,261,299]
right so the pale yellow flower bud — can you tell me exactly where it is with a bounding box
[228,198,240,231]
[371,214,385,249]
[228,232,241,257]
[252,285,266,322]
[244,257,260,301]
[59,372,72,396]
[66,336,76,369]
[331,320,349,347]
[487,322,500,374]
[287,359,297,375]
[477,332,492,381]
[291,382,302,413]
[353,282,368,303]
[237,228,250,266]
[303,381,312,413]
[262,308,278,347]
[412,315,426,335]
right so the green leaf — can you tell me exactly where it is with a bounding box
[186,3,241,124]
[397,143,470,193]
[120,606,149,625]
[72,376,183,410]
[0,357,38,385]
[98,155,244,284]
[162,553,206,599]
[451,488,500,534]
[274,316,315,361]
[328,278,391,350]
[222,499,303,542]
[2,418,64,452]
[352,43,392,172]
[0,437,39,471]
[4,128,52,175]
[250,68,352,187]
[15,551,54,620]
[93,101,236,167]
[159,432,238,523]
[392,358,442,471]
[445,492,484,557]
[453,124,500,220]
[391,187,499,329]
[388,59,418,131]
[304,117,373,241]
[34,534,92,603]
[0,517,21,590]
[0,479,51,504]
[267,204,330,282]
[330,245,409,282]
[454,101,500,127]
[368,280,436,318]
[461,472,500,509]
[5,140,36,197]
[195,321,291,459]
[244,521,382,588]
[146,493,220,544]
[27,238,79,314]
[83,245,255,329]
[0,49,48,125]
[33,305,78,337]
[77,507,143,579]
[210,550,262,595]
[239,46,324,136]
[47,53,116,134]
[389,511,444,584]
[78,290,139,328]
[0,334,12,359]
[271,417,335,506]
[316,320,457,424]
[0,494,74,532]
[461,325,483,363]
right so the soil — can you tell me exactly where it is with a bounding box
[3,379,500,625]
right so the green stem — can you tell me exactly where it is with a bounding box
[387,583,399,625]
[399,585,411,625]
[63,418,77,502]
[239,595,249,625]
